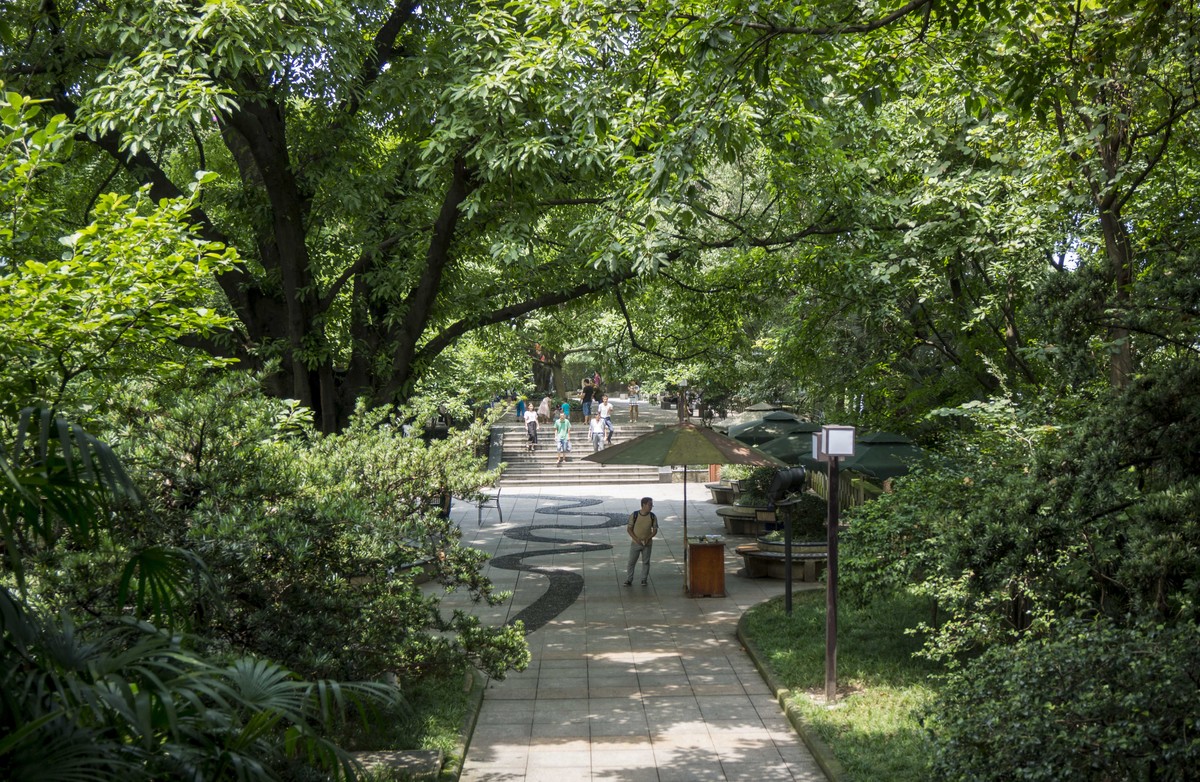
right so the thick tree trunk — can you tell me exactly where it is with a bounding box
[1100,209,1134,388]
[33,4,647,436]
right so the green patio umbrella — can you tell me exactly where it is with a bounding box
[582,422,783,555]
[727,411,818,446]
[840,433,924,480]
[744,401,784,412]
[759,429,824,470]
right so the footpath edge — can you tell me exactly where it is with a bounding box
[737,608,847,782]
[440,668,486,781]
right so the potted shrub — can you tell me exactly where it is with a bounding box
[721,463,751,493]
[734,465,777,507]
[758,491,828,553]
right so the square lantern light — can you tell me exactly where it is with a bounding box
[811,426,856,461]
[821,425,856,458]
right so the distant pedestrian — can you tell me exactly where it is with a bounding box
[627,381,640,422]
[524,407,539,452]
[515,397,526,421]
[589,412,605,452]
[623,497,658,586]
[538,395,552,423]
[561,399,570,419]
[554,412,572,465]
[598,394,615,443]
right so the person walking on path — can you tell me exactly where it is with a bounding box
[523,406,539,452]
[598,394,615,443]
[623,497,658,586]
[581,378,595,418]
[537,395,551,423]
[588,412,606,452]
[627,380,640,421]
[554,412,572,465]
[515,396,526,421]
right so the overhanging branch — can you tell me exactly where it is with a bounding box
[613,281,710,363]
[677,0,933,38]
[412,270,640,369]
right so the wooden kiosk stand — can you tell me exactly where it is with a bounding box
[686,540,727,597]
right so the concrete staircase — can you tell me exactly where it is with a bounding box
[495,420,665,486]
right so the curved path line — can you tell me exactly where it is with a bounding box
[489,495,628,634]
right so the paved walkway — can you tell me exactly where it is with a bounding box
[437,480,827,782]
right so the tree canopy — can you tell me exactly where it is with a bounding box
[3,1,1200,776]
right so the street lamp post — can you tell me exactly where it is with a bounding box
[813,425,855,704]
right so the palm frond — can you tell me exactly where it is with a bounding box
[1,407,141,586]
[117,546,212,629]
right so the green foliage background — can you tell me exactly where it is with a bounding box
[4,0,1200,778]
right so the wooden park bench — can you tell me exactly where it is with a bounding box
[704,482,737,504]
[735,544,826,582]
[716,505,781,536]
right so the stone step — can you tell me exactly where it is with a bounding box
[494,423,662,486]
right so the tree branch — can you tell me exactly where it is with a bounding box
[340,1,421,117]
[613,281,710,363]
[1118,96,1190,212]
[412,269,641,370]
[678,0,933,38]
[318,232,407,312]
[61,100,260,329]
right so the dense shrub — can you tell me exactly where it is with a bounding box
[841,364,1200,777]
[95,374,529,682]
[777,490,827,540]
[737,465,778,505]
[843,366,1200,655]
[1,408,398,782]
[928,619,1200,782]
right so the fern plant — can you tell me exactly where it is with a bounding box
[0,407,396,781]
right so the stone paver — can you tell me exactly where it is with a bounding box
[436,462,827,782]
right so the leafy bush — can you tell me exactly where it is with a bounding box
[928,619,1200,782]
[0,407,397,782]
[843,370,1200,657]
[841,369,1200,779]
[776,491,826,540]
[98,375,529,683]
[721,463,752,482]
[736,465,777,506]
[0,590,394,782]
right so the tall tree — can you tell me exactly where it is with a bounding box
[1,0,662,430]
[3,0,961,428]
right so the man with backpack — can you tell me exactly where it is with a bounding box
[623,497,658,586]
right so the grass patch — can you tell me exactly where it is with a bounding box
[742,587,940,781]
[337,667,475,755]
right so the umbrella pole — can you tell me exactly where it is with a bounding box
[682,464,688,565]
[681,463,689,595]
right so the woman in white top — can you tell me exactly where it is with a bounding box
[524,407,539,451]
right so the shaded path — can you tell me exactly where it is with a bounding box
[448,486,829,781]
[490,496,627,633]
